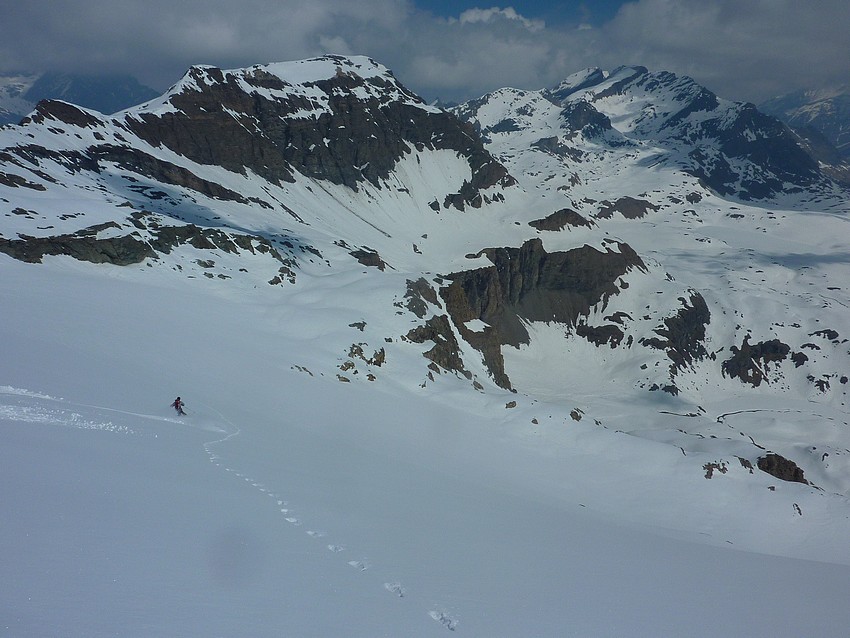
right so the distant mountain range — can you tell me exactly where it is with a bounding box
[2,54,849,501]
[760,87,850,184]
[760,87,850,158]
[0,71,159,125]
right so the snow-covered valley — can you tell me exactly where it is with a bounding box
[5,260,850,636]
[2,56,850,636]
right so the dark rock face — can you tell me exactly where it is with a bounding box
[811,328,840,341]
[791,351,809,367]
[722,336,790,387]
[558,100,612,138]
[530,136,585,161]
[26,99,103,128]
[404,278,439,318]
[789,126,850,186]
[350,247,387,270]
[0,213,297,279]
[757,453,808,484]
[445,238,644,346]
[488,118,523,133]
[405,314,470,378]
[529,208,594,231]
[124,59,513,208]
[5,143,98,176]
[575,323,624,347]
[0,222,151,265]
[546,68,608,102]
[700,104,822,198]
[13,103,255,206]
[440,238,645,388]
[127,67,297,185]
[641,292,710,374]
[596,197,660,220]
[0,168,47,190]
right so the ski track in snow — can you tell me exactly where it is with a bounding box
[0,385,459,630]
[0,386,142,435]
[0,385,222,437]
[0,402,138,434]
[197,402,459,631]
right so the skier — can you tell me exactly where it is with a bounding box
[172,396,186,415]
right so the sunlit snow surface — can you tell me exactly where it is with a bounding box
[3,256,850,637]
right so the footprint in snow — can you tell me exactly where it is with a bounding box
[429,610,458,631]
[384,582,405,598]
[327,544,345,553]
[347,560,370,571]
[306,530,326,538]
[284,517,301,526]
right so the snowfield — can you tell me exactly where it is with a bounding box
[3,255,850,637]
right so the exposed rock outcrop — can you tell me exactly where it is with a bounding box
[596,196,660,220]
[757,453,808,484]
[89,145,253,204]
[558,100,613,138]
[641,292,711,375]
[404,278,439,318]
[0,222,151,265]
[529,208,594,231]
[722,336,790,387]
[350,247,387,271]
[0,212,297,280]
[575,323,625,348]
[405,314,470,379]
[124,57,513,209]
[440,238,645,388]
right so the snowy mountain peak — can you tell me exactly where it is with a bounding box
[462,64,830,200]
[547,66,607,100]
[0,71,158,125]
[142,55,434,119]
[760,85,850,161]
[0,73,40,125]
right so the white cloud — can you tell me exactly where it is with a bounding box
[598,0,850,100]
[1,0,848,105]
[317,36,354,56]
[456,7,545,32]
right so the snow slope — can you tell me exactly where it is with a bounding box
[4,258,850,637]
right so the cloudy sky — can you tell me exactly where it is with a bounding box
[2,0,849,104]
